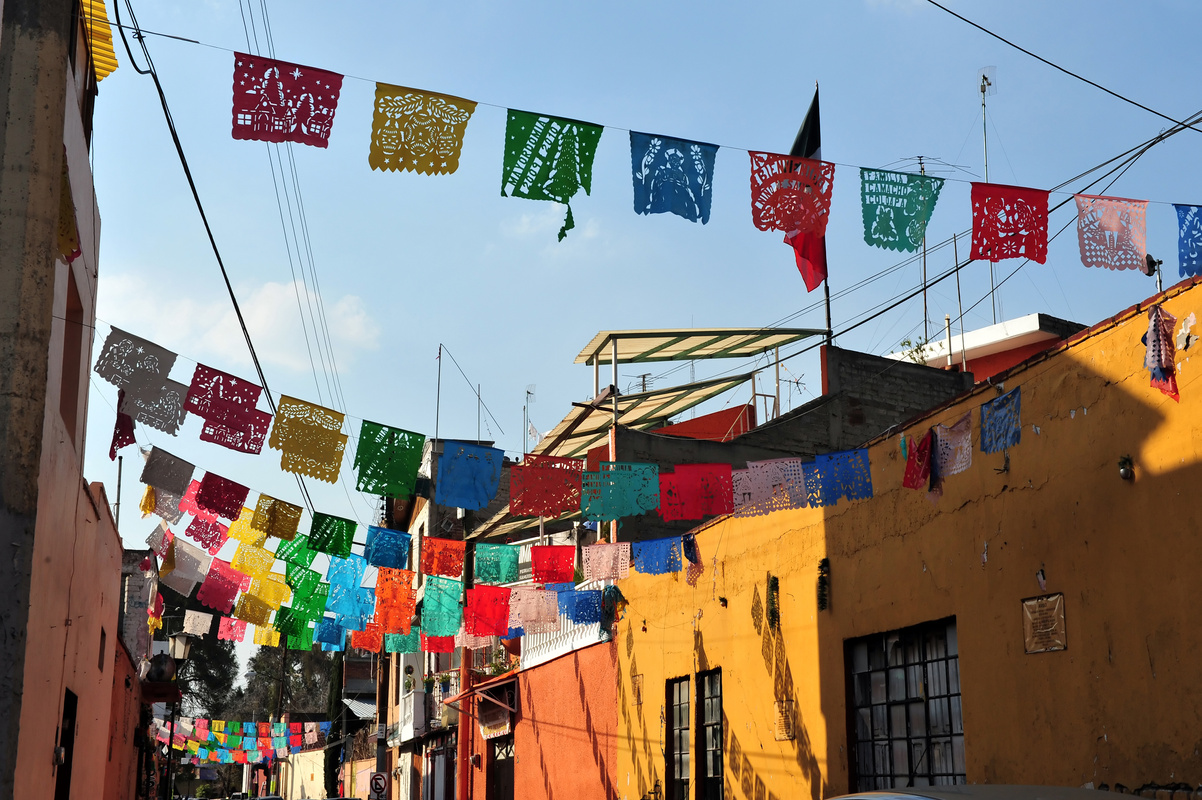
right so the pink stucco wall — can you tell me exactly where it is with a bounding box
[12,59,121,800]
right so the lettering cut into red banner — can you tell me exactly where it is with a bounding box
[749,152,836,237]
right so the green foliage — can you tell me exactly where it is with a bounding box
[898,335,930,366]
[324,652,345,800]
[220,645,334,721]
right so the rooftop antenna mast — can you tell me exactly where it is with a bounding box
[918,155,930,342]
[523,384,536,456]
[979,66,999,324]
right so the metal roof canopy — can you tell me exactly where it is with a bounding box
[531,372,755,460]
[575,327,824,366]
[341,697,376,720]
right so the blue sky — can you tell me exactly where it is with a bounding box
[84,0,1202,549]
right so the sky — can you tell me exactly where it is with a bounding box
[83,0,1202,556]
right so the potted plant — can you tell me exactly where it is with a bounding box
[423,676,434,692]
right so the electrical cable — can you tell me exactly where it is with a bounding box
[647,104,1202,402]
[923,0,1202,135]
[113,0,316,515]
[440,345,507,437]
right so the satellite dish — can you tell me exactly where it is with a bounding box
[978,66,997,96]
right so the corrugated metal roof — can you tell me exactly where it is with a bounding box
[531,372,755,459]
[82,1,119,82]
[341,697,376,720]
[575,327,823,365]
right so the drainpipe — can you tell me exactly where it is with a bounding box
[376,652,388,777]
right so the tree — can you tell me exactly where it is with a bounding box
[219,645,334,721]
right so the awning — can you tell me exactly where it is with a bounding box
[82,1,119,81]
[532,372,755,460]
[341,697,377,720]
[442,673,517,712]
[575,327,823,365]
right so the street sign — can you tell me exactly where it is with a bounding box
[368,771,389,800]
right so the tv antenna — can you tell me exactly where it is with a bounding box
[979,66,999,323]
[523,385,536,455]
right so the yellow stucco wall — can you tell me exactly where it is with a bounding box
[617,280,1202,800]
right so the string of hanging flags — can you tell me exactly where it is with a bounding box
[121,302,1058,666]
[227,51,1197,285]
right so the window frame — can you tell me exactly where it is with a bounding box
[665,676,690,800]
[845,617,964,791]
[696,668,723,800]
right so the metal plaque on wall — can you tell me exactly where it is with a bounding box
[1022,593,1067,654]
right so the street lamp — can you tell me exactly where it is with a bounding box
[168,632,192,661]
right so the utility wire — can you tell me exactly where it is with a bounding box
[661,104,1202,408]
[924,0,1202,135]
[236,0,372,524]
[440,345,506,438]
[113,0,316,515]
[93,7,1202,175]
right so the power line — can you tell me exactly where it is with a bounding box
[656,104,1202,413]
[439,345,507,438]
[114,0,317,515]
[923,0,1202,135]
[94,7,1202,179]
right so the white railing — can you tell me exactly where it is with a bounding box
[521,578,610,670]
[398,689,426,743]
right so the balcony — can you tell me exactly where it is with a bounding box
[425,670,461,730]
[521,579,611,670]
[397,689,426,743]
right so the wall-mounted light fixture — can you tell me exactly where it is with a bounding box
[1145,254,1164,293]
[1118,455,1135,482]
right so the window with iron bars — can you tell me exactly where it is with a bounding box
[846,617,964,790]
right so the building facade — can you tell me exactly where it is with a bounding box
[0,3,128,798]
[615,279,1202,799]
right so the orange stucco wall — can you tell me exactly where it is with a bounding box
[617,278,1202,800]
[475,642,617,800]
[105,640,145,800]
[14,472,123,799]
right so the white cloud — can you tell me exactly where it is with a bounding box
[96,275,380,377]
[498,204,570,239]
